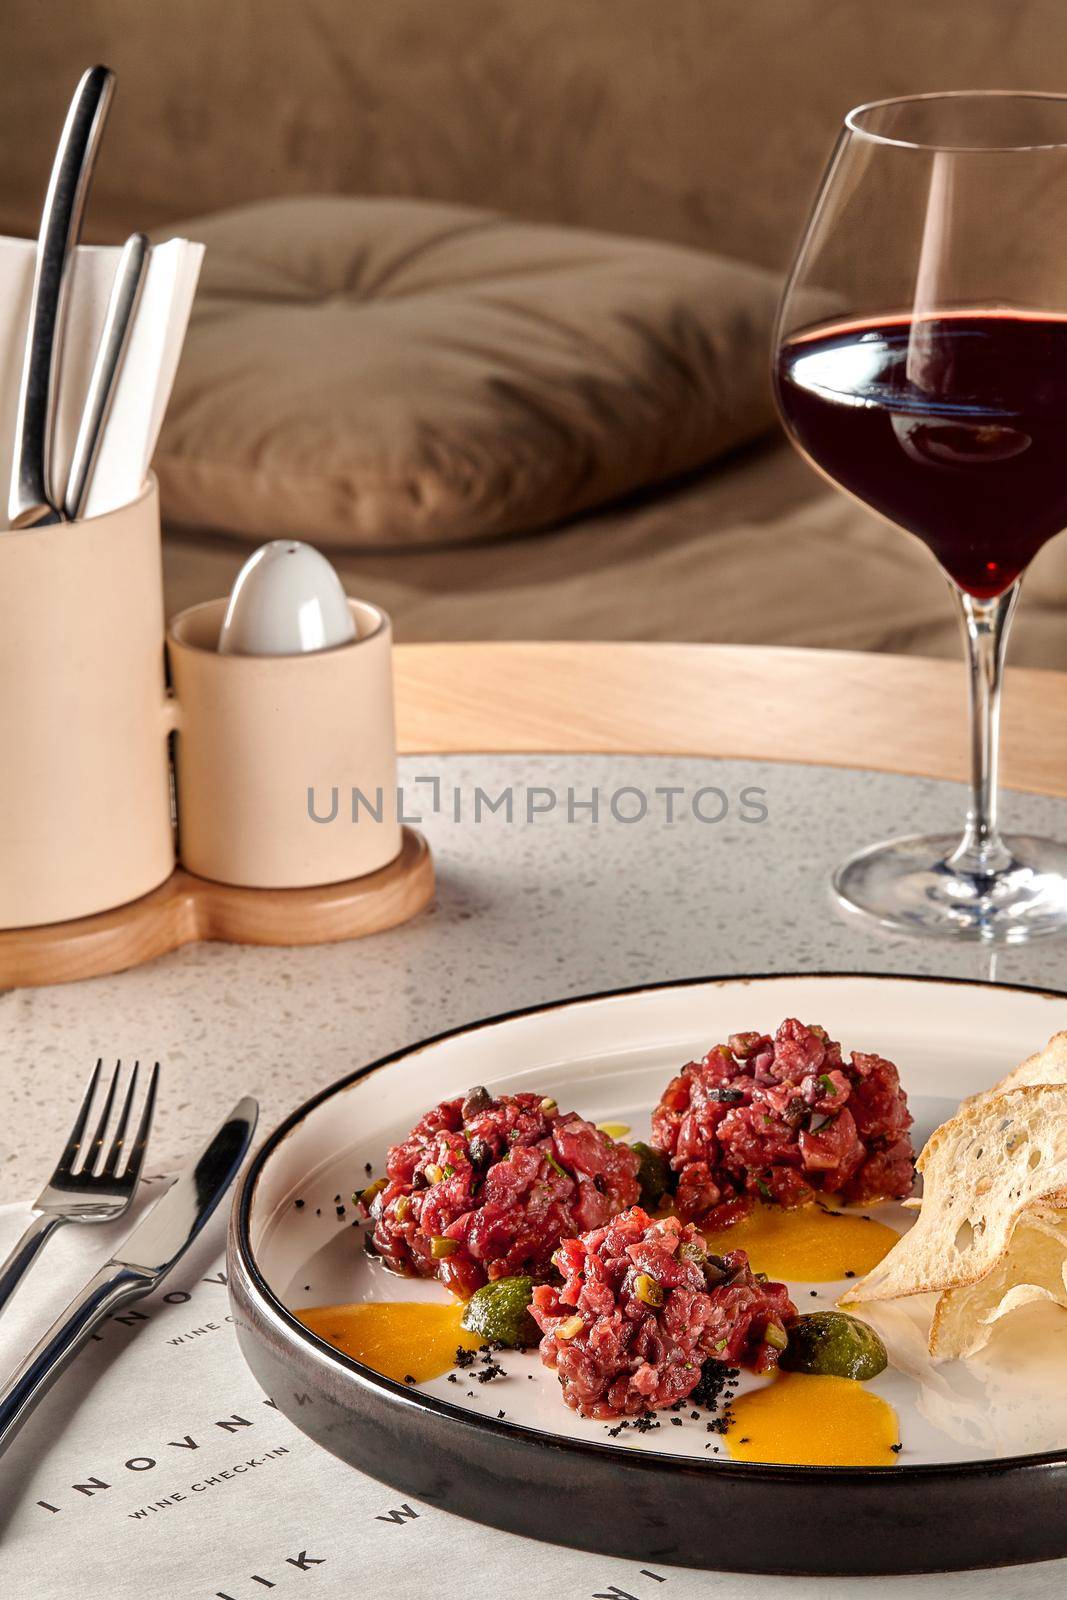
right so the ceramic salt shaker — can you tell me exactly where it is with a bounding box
[218,540,357,655]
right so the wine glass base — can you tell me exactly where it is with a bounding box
[833,833,1067,943]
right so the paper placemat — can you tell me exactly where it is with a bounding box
[0,1188,1063,1600]
[4,755,1067,1597]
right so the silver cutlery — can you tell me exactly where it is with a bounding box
[62,230,149,520]
[8,64,115,530]
[0,1096,258,1456]
[0,1059,158,1316]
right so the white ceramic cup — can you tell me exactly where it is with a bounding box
[167,598,401,888]
[0,476,175,928]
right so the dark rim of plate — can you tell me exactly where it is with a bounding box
[234,968,1067,1485]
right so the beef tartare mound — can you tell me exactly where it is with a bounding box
[362,1086,641,1297]
[651,1018,913,1217]
[531,1207,795,1417]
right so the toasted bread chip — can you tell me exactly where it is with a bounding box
[841,1085,1067,1305]
[929,1208,1067,1359]
[962,1032,1067,1111]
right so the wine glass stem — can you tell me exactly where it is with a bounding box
[945,579,1021,878]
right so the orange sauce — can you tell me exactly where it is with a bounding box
[725,1372,900,1467]
[703,1204,899,1282]
[297,1301,481,1384]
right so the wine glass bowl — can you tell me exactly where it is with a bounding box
[775,92,1067,941]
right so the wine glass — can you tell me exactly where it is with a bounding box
[775,91,1067,942]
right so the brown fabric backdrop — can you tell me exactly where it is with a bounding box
[4,1,1067,269]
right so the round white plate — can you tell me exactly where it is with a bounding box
[243,971,1067,1467]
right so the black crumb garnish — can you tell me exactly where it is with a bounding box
[477,1362,506,1383]
[303,1284,310,1292]
[364,1162,373,1176]
[810,1290,818,1297]
[671,1417,683,1427]
[844,1269,856,1278]
[454,1347,476,1368]
[738,1436,751,1444]
[294,1198,305,1209]
[690,1361,740,1413]
[605,1413,663,1436]
[890,1442,903,1453]
[690,1410,700,1421]
[403,1375,416,1385]
[334,1194,341,1203]
[447,1373,458,1383]
[497,1409,505,1419]
[335,1204,346,1220]
[315,1208,321,1217]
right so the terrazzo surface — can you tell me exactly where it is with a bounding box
[3,753,1067,1199]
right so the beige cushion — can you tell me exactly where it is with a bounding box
[155,197,780,550]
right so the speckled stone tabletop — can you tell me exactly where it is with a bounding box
[3,753,1067,1201]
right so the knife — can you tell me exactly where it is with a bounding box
[8,65,115,530]
[62,231,150,521]
[0,1096,258,1455]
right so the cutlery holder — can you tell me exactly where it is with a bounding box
[0,476,175,927]
[167,598,401,888]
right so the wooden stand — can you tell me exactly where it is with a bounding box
[0,828,434,988]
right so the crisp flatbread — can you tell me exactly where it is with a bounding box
[929,1208,1067,1359]
[962,1031,1067,1111]
[841,1084,1067,1305]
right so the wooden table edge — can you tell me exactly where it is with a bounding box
[393,641,1067,800]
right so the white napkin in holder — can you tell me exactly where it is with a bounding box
[0,233,203,527]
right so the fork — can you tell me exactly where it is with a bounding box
[0,1059,159,1315]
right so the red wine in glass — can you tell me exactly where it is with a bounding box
[774,90,1067,941]
[776,311,1067,600]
